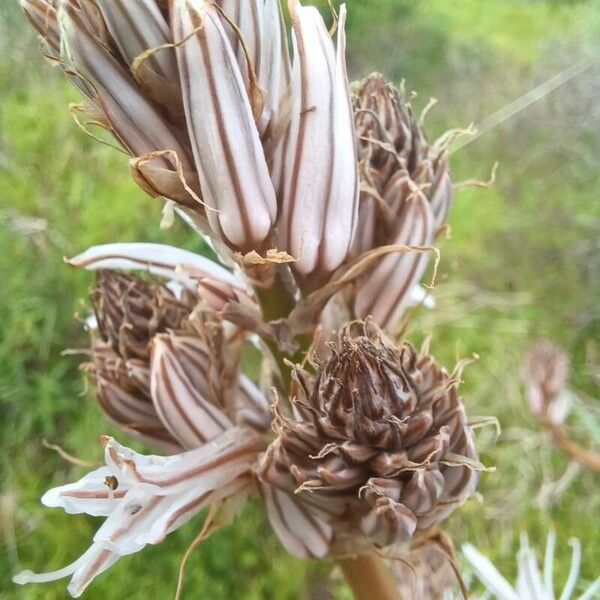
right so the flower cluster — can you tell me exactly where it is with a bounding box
[17,0,477,597]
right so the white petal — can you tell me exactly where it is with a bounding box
[577,578,600,600]
[462,544,520,600]
[14,545,118,598]
[67,546,119,598]
[42,467,128,517]
[141,476,250,545]
[544,530,557,598]
[104,428,262,496]
[515,544,548,600]
[559,539,582,600]
[67,242,243,288]
[92,489,175,555]
[258,0,292,138]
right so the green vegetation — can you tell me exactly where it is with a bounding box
[1,1,599,598]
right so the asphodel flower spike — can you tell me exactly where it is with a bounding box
[15,262,332,596]
[17,2,487,597]
[278,1,358,289]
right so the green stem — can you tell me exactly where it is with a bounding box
[253,270,310,395]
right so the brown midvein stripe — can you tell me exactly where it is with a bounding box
[163,490,212,533]
[380,198,431,327]
[100,378,155,417]
[156,354,209,444]
[360,196,429,320]
[131,439,261,488]
[109,496,162,542]
[294,497,330,545]
[164,350,229,428]
[270,487,310,556]
[313,27,336,274]
[285,7,310,251]
[198,10,253,244]
[61,490,127,500]
[113,0,164,75]
[74,549,113,592]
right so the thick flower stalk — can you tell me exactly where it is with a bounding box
[17,1,482,598]
[258,320,481,554]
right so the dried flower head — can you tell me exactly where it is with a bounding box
[258,320,481,553]
[91,269,195,360]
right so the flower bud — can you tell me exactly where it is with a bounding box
[352,74,453,328]
[524,340,570,425]
[278,1,359,288]
[171,0,278,251]
[258,320,480,553]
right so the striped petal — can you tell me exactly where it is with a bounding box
[462,544,520,600]
[93,0,183,117]
[260,482,332,558]
[259,0,292,198]
[93,0,175,79]
[260,0,292,127]
[42,467,130,517]
[217,0,262,92]
[237,374,271,431]
[278,2,358,284]
[20,0,61,52]
[15,544,119,598]
[94,364,181,453]
[141,475,251,545]
[430,162,453,232]
[67,242,244,289]
[103,427,263,496]
[172,0,277,250]
[58,1,192,169]
[355,191,434,329]
[150,333,232,449]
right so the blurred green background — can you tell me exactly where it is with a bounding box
[1,1,599,598]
